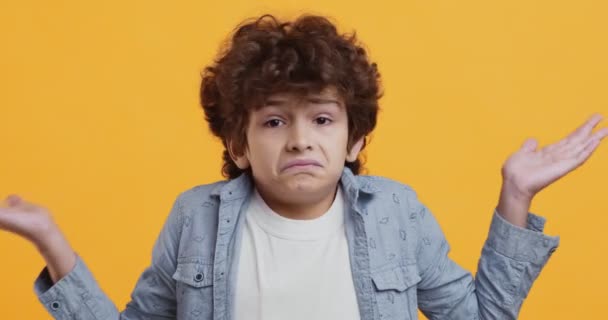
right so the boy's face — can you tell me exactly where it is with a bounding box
[230,86,363,205]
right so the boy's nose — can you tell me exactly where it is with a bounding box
[286,122,313,151]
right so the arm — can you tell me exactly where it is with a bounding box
[412,113,605,319]
[34,195,184,319]
[0,193,184,319]
[406,188,559,320]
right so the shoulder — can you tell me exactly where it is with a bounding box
[353,173,433,230]
[175,179,228,208]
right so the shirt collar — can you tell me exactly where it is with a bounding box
[339,166,380,208]
[210,166,379,203]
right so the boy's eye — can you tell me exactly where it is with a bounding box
[264,119,284,128]
[315,117,332,125]
[263,117,332,127]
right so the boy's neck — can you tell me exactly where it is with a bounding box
[255,185,339,220]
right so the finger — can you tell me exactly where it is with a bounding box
[520,138,538,152]
[575,135,602,163]
[566,127,608,158]
[0,208,19,230]
[6,194,22,207]
[566,113,604,144]
[593,127,608,141]
[547,115,601,151]
[1,195,24,209]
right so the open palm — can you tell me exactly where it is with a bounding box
[0,195,55,244]
[502,113,608,200]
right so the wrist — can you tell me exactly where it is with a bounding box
[500,174,533,203]
[34,225,69,257]
[35,228,77,283]
[497,183,533,228]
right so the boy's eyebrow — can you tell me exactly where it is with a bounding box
[263,97,343,108]
[309,97,343,106]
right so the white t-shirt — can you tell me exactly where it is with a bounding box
[233,185,361,320]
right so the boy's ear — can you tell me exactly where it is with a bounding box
[346,137,365,162]
[227,140,250,169]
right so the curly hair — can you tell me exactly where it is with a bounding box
[200,13,382,179]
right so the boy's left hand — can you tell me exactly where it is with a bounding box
[497,113,608,227]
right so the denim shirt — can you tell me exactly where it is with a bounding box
[34,167,560,320]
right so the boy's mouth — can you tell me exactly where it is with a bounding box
[281,159,322,172]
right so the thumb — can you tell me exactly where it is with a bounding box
[1,194,22,208]
[7,194,23,207]
[520,138,538,152]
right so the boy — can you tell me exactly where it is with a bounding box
[1,13,606,320]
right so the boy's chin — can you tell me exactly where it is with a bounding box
[280,176,337,196]
[282,175,322,191]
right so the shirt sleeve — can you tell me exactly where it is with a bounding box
[33,194,184,319]
[406,188,560,320]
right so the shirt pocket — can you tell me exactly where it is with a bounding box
[371,263,421,320]
[172,258,214,319]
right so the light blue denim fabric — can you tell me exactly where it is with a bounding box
[34,166,559,319]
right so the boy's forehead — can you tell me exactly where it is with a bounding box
[263,86,344,108]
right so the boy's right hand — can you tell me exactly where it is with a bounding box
[0,194,76,283]
[0,194,58,248]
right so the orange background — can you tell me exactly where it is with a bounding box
[1,1,607,318]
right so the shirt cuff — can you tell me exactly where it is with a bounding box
[33,253,99,318]
[485,209,560,265]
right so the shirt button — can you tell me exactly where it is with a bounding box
[194,273,204,282]
[50,301,61,310]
